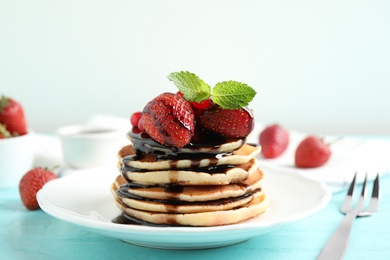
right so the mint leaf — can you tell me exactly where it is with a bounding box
[211,81,256,109]
[168,71,211,102]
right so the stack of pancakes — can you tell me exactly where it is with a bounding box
[111,129,270,227]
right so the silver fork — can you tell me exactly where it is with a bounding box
[316,172,380,260]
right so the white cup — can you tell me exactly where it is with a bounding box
[57,124,122,169]
[0,132,35,187]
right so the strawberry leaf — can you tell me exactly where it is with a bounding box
[168,71,211,102]
[211,81,256,109]
[0,96,10,112]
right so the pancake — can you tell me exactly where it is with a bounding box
[119,143,261,171]
[114,168,264,202]
[113,192,270,227]
[115,187,263,214]
[120,158,258,186]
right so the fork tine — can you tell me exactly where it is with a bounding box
[356,174,368,211]
[341,172,357,213]
[367,173,380,213]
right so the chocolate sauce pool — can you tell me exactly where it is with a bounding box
[129,127,244,156]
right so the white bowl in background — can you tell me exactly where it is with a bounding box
[0,132,35,187]
[57,124,122,169]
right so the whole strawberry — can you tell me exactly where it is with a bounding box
[259,124,289,158]
[295,136,331,168]
[141,92,195,148]
[130,111,142,127]
[198,105,254,138]
[19,167,57,210]
[0,96,28,136]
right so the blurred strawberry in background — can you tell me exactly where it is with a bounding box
[0,95,28,137]
[295,135,331,168]
[259,124,290,159]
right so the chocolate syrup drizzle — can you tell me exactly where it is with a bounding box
[117,185,259,207]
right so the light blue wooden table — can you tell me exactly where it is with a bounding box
[1,152,390,260]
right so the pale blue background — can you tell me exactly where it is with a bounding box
[1,0,389,135]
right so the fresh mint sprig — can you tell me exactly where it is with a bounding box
[167,71,256,110]
[167,71,211,103]
[212,81,256,109]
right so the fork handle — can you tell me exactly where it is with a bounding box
[316,212,357,260]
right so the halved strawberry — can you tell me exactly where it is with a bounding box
[0,96,28,136]
[19,167,57,210]
[198,105,254,138]
[141,93,195,148]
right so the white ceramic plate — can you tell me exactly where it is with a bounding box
[37,167,331,249]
